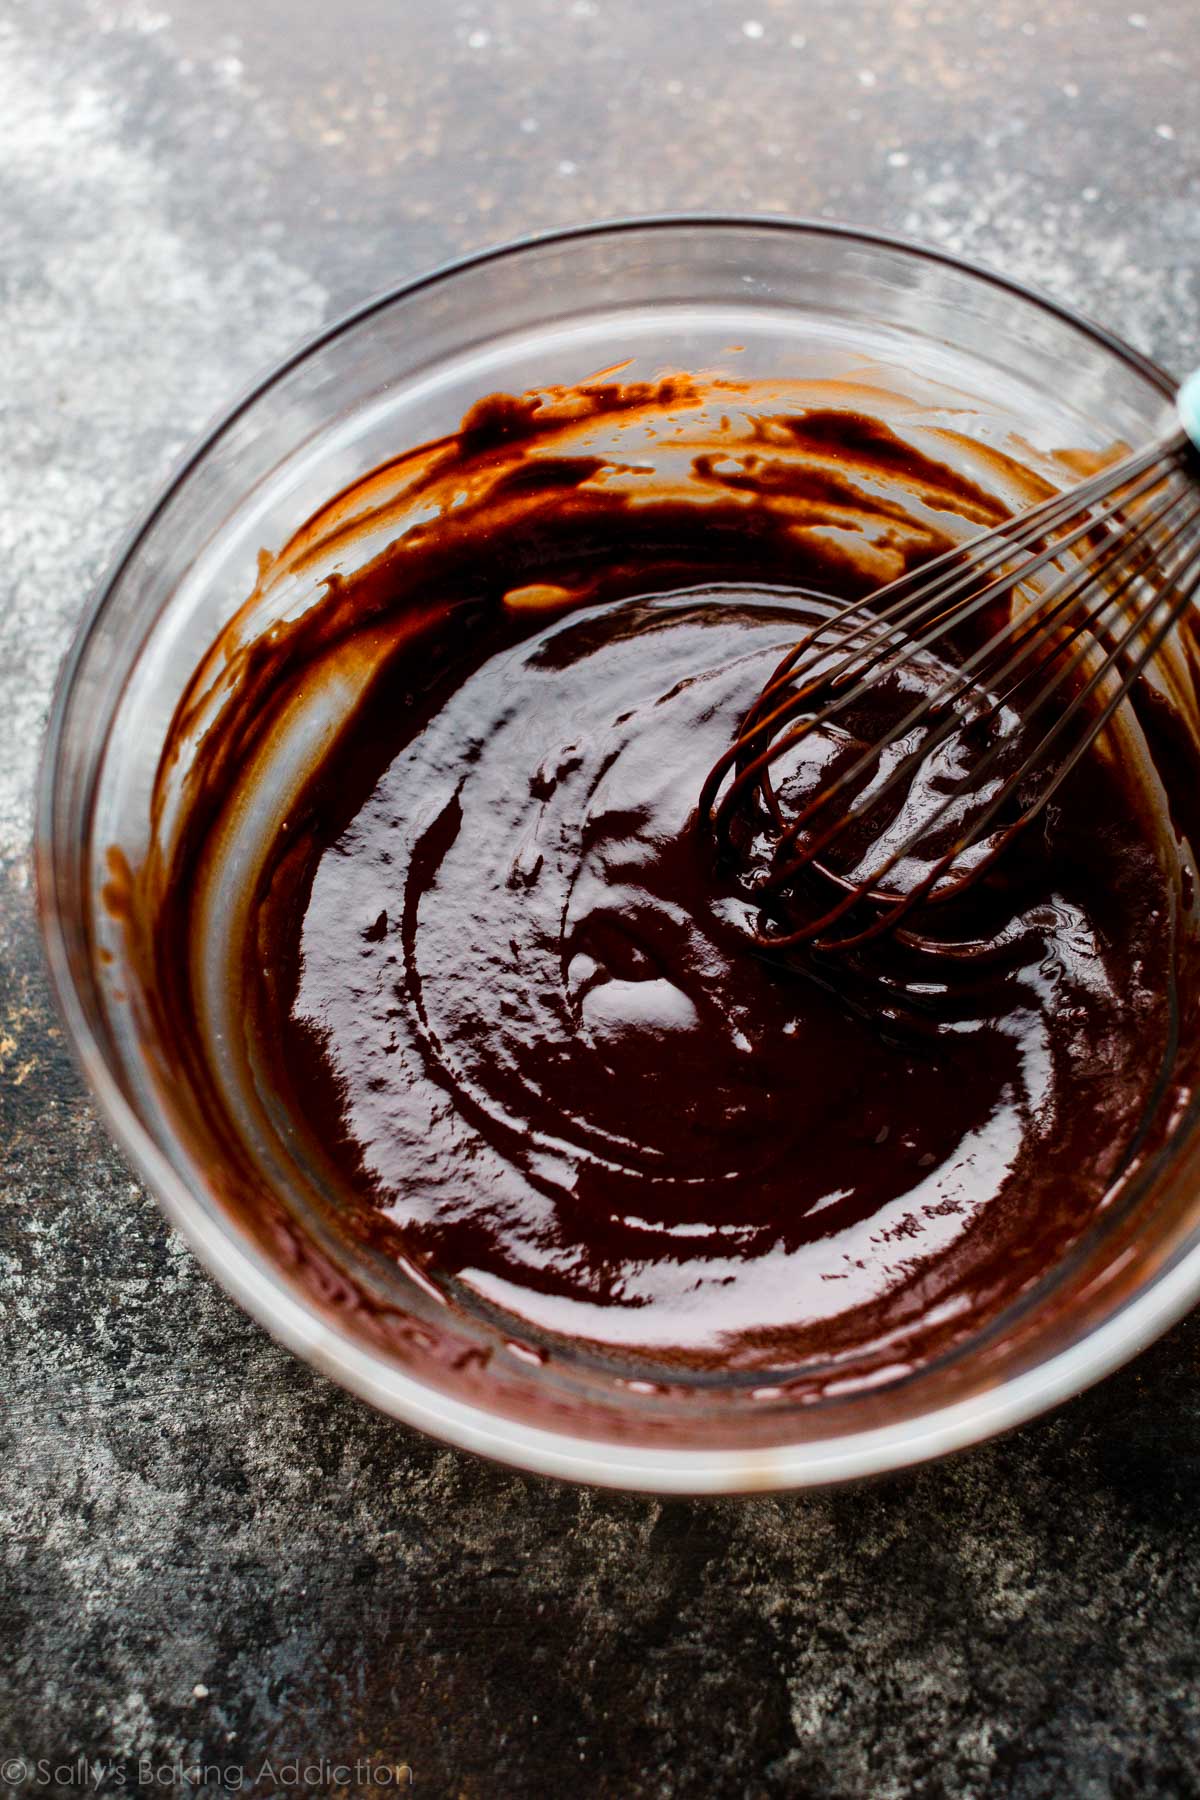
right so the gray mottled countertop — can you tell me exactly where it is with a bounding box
[3,1,1200,1794]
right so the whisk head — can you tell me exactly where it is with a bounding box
[699,428,1200,955]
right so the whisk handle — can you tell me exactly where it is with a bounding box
[1179,368,1200,452]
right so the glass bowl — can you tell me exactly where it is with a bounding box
[38,217,1200,1493]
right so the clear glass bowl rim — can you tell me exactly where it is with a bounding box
[37,213,1197,1494]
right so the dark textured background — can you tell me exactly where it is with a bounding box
[3,1,1200,1794]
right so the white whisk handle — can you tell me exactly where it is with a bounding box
[1179,369,1200,453]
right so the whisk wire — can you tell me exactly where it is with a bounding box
[816,521,1200,954]
[797,506,1200,955]
[765,478,1198,889]
[701,446,1185,843]
[701,422,1200,954]
[737,440,1176,724]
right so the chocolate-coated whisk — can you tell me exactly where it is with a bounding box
[699,372,1200,954]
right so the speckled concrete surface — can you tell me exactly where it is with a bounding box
[3,1,1200,1793]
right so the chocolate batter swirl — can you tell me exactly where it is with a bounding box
[129,375,1200,1379]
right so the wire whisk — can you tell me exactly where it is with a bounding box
[699,373,1200,955]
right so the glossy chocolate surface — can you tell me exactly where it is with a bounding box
[133,377,1200,1378]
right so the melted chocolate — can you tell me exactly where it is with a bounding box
[124,375,1200,1387]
